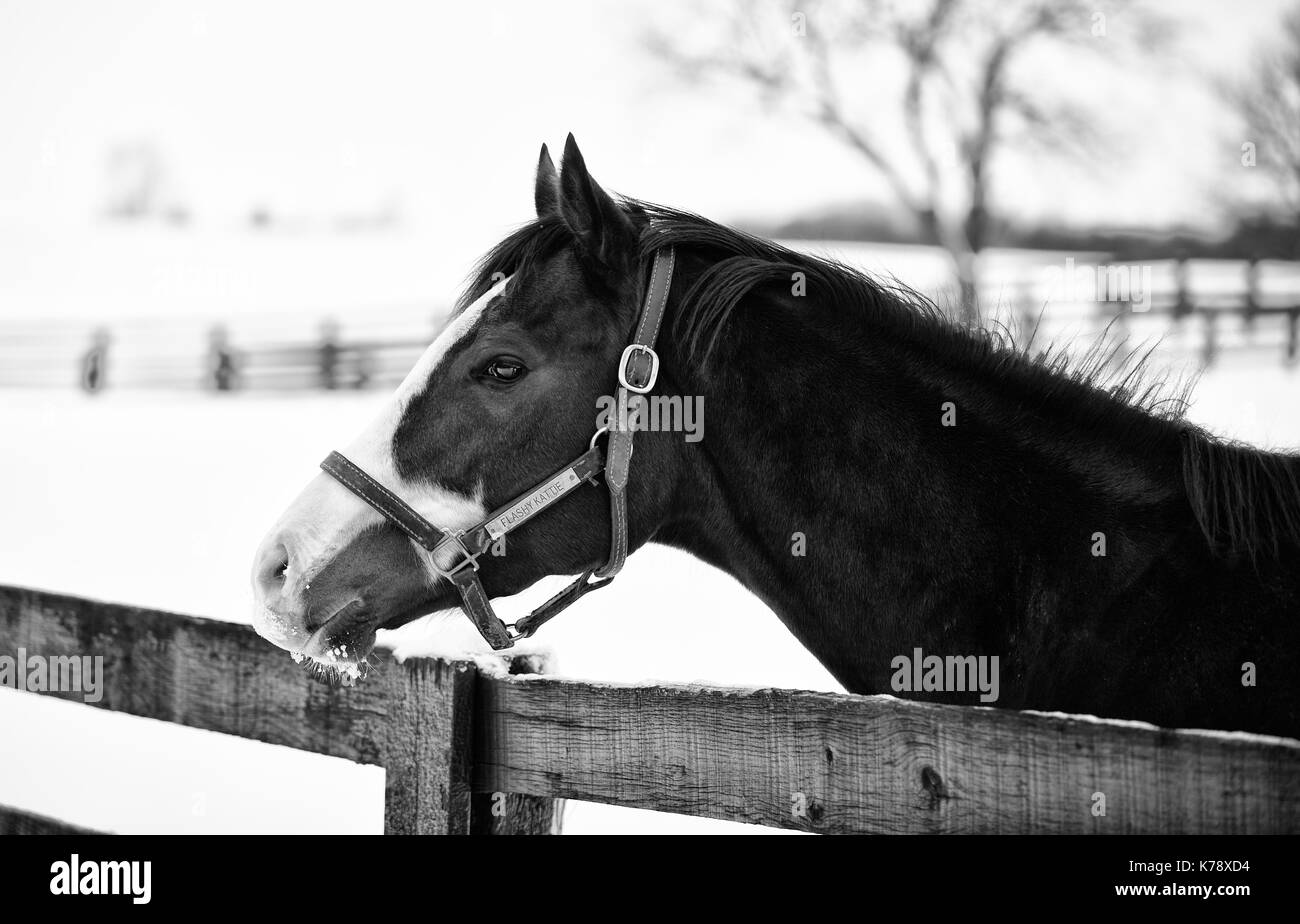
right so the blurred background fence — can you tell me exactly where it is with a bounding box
[5,253,1298,393]
[0,301,441,392]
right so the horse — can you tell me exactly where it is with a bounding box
[251,134,1300,738]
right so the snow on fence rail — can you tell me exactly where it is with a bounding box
[2,584,1298,835]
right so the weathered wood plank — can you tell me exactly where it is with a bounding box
[466,655,562,835]
[473,676,1300,834]
[0,804,106,835]
[0,585,478,834]
[377,659,476,835]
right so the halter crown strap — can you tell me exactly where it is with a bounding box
[595,247,676,581]
[320,246,676,649]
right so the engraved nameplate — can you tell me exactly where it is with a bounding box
[485,468,581,540]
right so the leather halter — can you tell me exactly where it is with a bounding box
[320,247,676,650]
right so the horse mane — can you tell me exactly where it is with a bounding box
[461,196,1300,562]
[1182,433,1300,561]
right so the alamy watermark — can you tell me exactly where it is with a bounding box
[1041,257,1153,312]
[0,648,103,703]
[595,393,704,443]
[890,647,999,703]
[50,854,151,904]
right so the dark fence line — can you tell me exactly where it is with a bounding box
[0,328,441,393]
[4,258,1300,393]
[1103,303,1300,368]
[0,300,450,393]
[3,584,1299,835]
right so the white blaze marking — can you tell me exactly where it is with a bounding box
[252,276,510,642]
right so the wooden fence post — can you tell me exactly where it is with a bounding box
[1173,255,1192,320]
[468,653,564,835]
[380,653,562,834]
[379,659,478,835]
[1244,255,1260,325]
[1201,308,1218,368]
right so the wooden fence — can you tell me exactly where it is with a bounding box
[2,584,1298,834]
[5,257,1300,394]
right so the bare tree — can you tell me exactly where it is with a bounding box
[649,0,1162,322]
[1229,3,1300,223]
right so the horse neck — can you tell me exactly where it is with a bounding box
[648,284,1192,694]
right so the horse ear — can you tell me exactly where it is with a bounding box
[558,133,637,276]
[535,143,560,222]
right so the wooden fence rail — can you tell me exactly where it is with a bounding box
[0,585,554,835]
[2,584,1299,834]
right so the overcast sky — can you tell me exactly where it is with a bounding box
[0,0,1293,259]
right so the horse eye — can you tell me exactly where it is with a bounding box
[481,358,527,383]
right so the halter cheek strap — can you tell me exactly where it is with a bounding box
[320,246,676,650]
[597,246,675,581]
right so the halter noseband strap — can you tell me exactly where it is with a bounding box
[320,246,676,650]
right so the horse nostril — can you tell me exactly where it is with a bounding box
[254,542,292,603]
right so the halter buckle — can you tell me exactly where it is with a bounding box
[619,344,659,394]
[434,528,480,577]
